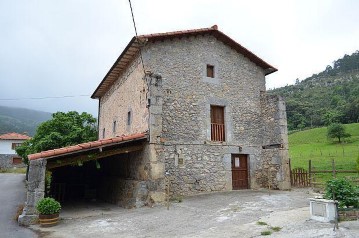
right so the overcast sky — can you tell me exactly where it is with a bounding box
[1,0,358,116]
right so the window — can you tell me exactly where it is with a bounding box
[11,143,22,150]
[12,157,22,165]
[127,111,132,126]
[113,120,117,133]
[207,64,215,78]
[102,128,106,139]
[210,105,225,141]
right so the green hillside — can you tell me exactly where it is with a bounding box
[0,106,51,136]
[289,123,359,182]
[270,51,359,131]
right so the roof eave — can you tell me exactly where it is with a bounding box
[91,37,137,99]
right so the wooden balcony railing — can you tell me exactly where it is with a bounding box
[211,123,225,141]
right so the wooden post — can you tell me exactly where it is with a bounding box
[332,159,336,178]
[308,160,312,187]
[289,159,292,186]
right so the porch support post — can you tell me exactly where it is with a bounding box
[18,158,47,226]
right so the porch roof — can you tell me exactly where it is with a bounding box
[28,132,147,161]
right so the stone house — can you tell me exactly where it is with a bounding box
[0,132,30,169]
[19,25,290,225]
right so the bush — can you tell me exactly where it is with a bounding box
[36,197,61,215]
[324,178,359,208]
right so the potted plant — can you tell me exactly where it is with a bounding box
[36,197,61,226]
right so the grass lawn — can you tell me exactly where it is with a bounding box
[0,167,27,174]
[289,123,359,184]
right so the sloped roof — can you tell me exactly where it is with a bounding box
[91,25,277,99]
[0,132,31,140]
[28,132,147,160]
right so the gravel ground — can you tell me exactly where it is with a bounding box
[31,189,358,238]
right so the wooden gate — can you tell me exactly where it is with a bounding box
[290,168,310,187]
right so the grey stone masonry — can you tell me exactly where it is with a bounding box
[18,158,46,226]
[139,34,290,195]
[0,154,26,169]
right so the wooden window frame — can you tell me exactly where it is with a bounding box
[11,143,22,150]
[210,105,225,142]
[207,64,215,78]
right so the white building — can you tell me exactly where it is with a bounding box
[0,132,31,168]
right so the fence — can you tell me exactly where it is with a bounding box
[290,159,358,188]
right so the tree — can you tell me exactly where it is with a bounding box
[16,111,97,165]
[327,123,351,143]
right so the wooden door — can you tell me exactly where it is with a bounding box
[231,154,249,189]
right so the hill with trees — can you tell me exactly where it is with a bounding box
[270,51,359,131]
[0,106,52,136]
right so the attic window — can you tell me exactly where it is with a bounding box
[207,65,214,78]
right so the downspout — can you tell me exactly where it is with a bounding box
[97,98,101,140]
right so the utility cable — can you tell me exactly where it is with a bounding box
[0,95,90,101]
[128,0,146,75]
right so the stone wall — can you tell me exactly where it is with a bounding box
[98,144,165,208]
[98,56,149,139]
[338,209,359,221]
[259,93,291,190]
[140,34,290,194]
[0,154,26,169]
[163,144,230,196]
[18,159,47,226]
[143,35,266,145]
[98,178,149,208]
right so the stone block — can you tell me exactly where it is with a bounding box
[149,191,166,202]
[150,163,165,179]
[18,214,38,226]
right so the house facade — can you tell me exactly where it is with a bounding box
[93,25,291,195]
[0,132,30,168]
[19,25,290,225]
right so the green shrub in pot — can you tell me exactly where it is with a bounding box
[36,197,61,215]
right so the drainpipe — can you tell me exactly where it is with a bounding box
[97,98,101,140]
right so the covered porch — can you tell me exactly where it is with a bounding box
[18,133,165,225]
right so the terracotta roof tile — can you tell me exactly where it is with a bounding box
[112,137,124,143]
[28,132,147,160]
[0,132,31,140]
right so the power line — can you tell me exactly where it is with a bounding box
[128,0,146,75]
[0,95,91,101]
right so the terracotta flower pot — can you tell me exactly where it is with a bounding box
[38,213,59,227]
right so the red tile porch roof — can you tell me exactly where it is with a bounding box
[0,132,31,140]
[91,25,277,99]
[28,132,147,160]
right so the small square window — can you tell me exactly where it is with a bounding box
[207,65,214,78]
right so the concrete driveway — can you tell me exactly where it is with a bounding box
[0,173,37,238]
[31,189,358,238]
